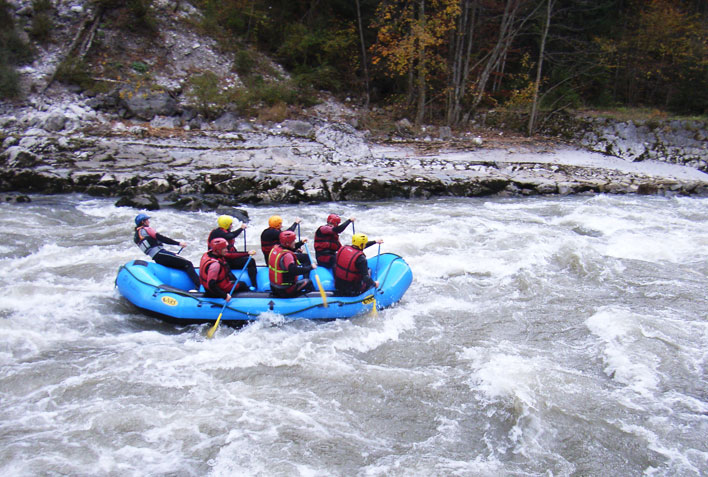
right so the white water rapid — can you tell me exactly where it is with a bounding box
[1,194,707,476]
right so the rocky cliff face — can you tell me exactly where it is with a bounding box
[1,0,707,208]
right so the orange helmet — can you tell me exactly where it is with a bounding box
[279,230,296,247]
[269,215,283,228]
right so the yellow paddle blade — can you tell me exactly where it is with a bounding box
[370,297,378,317]
[315,275,328,307]
[206,313,223,339]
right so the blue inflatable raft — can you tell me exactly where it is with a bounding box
[115,253,413,326]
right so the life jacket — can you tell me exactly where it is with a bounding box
[134,226,162,257]
[334,245,364,282]
[314,225,340,254]
[261,227,280,258]
[199,253,232,294]
[268,245,298,286]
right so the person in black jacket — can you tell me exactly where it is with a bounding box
[260,215,301,262]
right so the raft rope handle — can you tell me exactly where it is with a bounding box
[118,265,209,304]
[373,254,403,293]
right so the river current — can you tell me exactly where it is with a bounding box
[0,194,706,476]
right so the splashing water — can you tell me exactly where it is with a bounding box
[0,194,706,476]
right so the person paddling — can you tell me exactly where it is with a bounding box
[200,238,252,301]
[260,215,301,262]
[207,215,258,290]
[133,213,200,291]
[334,233,383,296]
[268,230,316,298]
[314,214,355,269]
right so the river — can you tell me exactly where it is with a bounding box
[0,194,706,476]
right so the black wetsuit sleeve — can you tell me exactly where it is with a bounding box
[288,262,312,277]
[155,233,180,246]
[287,222,299,232]
[364,241,377,250]
[334,220,351,234]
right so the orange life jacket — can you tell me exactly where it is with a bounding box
[268,245,298,286]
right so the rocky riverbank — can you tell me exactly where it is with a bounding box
[1,91,708,210]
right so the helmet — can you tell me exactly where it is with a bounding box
[209,237,229,252]
[327,214,341,226]
[279,230,296,247]
[269,215,283,228]
[135,213,150,226]
[352,233,368,249]
[217,215,233,229]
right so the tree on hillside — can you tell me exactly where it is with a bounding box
[370,0,459,125]
[597,0,708,113]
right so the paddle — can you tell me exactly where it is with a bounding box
[177,246,184,255]
[206,256,252,339]
[243,228,247,251]
[370,243,382,317]
[303,243,327,308]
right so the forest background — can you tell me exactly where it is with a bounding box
[1,0,707,136]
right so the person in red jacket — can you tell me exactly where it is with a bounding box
[268,230,316,298]
[260,215,301,262]
[207,215,258,289]
[133,213,200,291]
[334,233,383,296]
[200,238,250,301]
[314,213,355,268]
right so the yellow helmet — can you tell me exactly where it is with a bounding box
[217,215,233,229]
[269,215,283,228]
[352,233,368,249]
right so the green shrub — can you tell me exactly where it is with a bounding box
[55,57,95,90]
[189,71,226,118]
[0,61,20,98]
[30,0,53,42]
[131,61,148,73]
[234,49,256,77]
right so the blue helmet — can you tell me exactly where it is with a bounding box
[135,213,150,226]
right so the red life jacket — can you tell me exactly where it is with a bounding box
[134,226,162,257]
[314,225,340,253]
[268,245,298,286]
[199,253,232,294]
[334,245,364,282]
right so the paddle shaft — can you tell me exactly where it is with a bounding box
[206,255,252,339]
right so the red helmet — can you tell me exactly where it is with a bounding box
[327,214,341,226]
[279,230,296,247]
[209,238,228,252]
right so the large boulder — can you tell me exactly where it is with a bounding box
[120,87,178,120]
[115,194,160,210]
